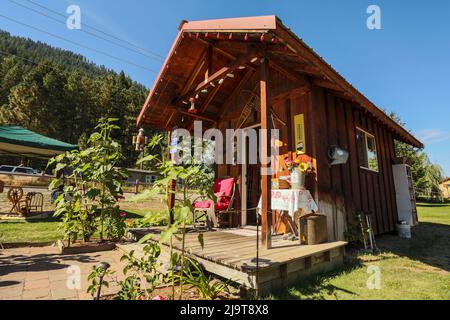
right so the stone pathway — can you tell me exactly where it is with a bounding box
[0,246,126,300]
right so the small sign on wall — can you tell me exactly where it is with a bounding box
[294,114,306,155]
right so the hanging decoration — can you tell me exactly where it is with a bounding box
[188,97,197,114]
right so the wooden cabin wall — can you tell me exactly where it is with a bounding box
[311,86,398,240]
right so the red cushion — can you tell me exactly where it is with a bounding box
[193,200,213,209]
[214,177,234,197]
[215,198,231,211]
[193,177,234,212]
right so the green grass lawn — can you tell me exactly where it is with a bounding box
[0,208,150,244]
[267,202,450,300]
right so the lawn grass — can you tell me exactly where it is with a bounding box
[0,217,63,244]
[267,202,450,300]
[0,205,157,244]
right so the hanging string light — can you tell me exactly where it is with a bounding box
[229,33,233,40]
[244,33,249,41]
[260,33,265,42]
[217,32,221,40]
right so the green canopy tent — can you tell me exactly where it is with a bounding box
[0,126,78,159]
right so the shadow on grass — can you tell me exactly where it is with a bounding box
[268,256,363,300]
[375,221,450,272]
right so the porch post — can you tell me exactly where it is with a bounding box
[260,56,272,249]
[167,131,175,225]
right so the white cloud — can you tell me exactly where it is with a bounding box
[417,128,450,144]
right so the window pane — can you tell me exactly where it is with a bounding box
[356,129,368,167]
[366,136,379,171]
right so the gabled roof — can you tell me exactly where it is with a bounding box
[0,126,78,159]
[137,15,423,148]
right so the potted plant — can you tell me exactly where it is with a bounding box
[284,156,311,189]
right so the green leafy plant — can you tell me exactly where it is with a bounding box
[87,265,115,299]
[104,209,127,241]
[176,257,230,300]
[117,242,163,300]
[136,132,226,299]
[48,118,128,243]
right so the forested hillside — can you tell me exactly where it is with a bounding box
[0,30,149,167]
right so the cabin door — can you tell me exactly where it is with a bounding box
[240,124,261,226]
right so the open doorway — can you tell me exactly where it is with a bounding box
[240,124,261,226]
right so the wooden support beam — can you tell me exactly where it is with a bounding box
[312,78,343,92]
[188,78,224,131]
[166,48,208,130]
[175,51,257,106]
[268,59,307,83]
[204,44,213,84]
[218,69,255,121]
[260,56,272,249]
[169,106,218,125]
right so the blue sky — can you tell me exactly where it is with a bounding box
[0,0,449,175]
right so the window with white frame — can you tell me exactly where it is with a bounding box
[356,128,379,172]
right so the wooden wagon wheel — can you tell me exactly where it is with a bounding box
[8,187,24,215]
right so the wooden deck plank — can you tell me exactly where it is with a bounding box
[120,229,347,295]
[128,228,346,270]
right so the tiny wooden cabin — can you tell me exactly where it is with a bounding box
[137,16,423,247]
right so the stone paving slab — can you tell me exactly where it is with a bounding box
[0,246,126,300]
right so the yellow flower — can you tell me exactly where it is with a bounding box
[299,163,309,172]
[294,158,301,164]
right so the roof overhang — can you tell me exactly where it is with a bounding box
[137,15,423,149]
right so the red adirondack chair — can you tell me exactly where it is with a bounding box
[193,177,236,229]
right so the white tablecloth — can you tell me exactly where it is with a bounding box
[257,189,319,217]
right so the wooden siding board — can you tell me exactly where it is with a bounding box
[382,129,396,230]
[326,94,346,240]
[312,86,335,240]
[335,99,354,230]
[374,121,391,232]
[344,102,362,212]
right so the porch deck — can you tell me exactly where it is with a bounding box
[118,227,347,296]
